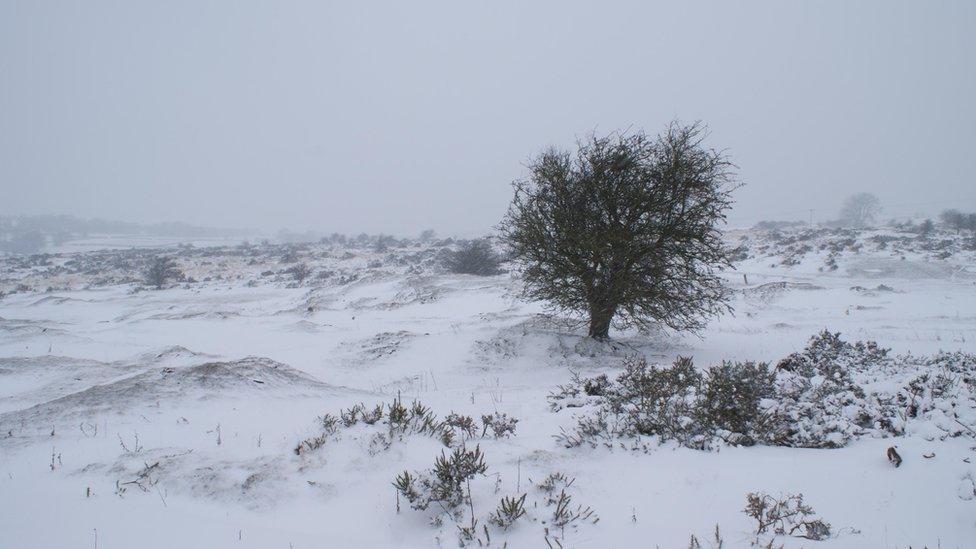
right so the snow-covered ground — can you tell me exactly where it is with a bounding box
[1,227,974,548]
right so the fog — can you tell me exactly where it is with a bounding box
[2,1,974,235]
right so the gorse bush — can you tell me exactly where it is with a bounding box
[551,330,976,451]
[697,361,775,445]
[776,329,888,384]
[552,355,777,448]
[609,356,700,442]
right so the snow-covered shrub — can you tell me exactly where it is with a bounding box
[392,445,488,515]
[298,398,522,457]
[294,414,341,454]
[610,356,701,442]
[550,331,976,451]
[697,361,775,445]
[480,412,518,438]
[285,262,311,282]
[552,356,775,448]
[763,331,933,448]
[442,412,478,442]
[776,329,888,384]
[759,331,887,448]
[393,458,598,546]
[488,494,526,529]
[550,356,705,448]
[744,492,831,541]
[534,472,598,542]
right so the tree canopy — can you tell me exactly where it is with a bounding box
[500,122,737,339]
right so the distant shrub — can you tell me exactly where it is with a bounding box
[753,220,805,231]
[286,262,311,283]
[917,218,934,236]
[443,239,504,276]
[0,230,46,255]
[940,209,976,232]
[143,256,183,289]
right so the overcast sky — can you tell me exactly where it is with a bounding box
[2,1,974,235]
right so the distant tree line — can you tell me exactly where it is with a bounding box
[940,209,976,232]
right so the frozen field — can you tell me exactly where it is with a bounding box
[1,227,975,548]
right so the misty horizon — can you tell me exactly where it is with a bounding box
[2,1,974,235]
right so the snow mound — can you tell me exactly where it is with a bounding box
[337,330,420,365]
[0,357,337,434]
[742,282,824,303]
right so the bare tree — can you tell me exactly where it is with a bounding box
[940,209,976,232]
[838,193,881,228]
[143,256,183,289]
[500,122,737,339]
[419,229,436,243]
[917,218,934,236]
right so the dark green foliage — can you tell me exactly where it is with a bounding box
[143,255,183,289]
[443,239,504,276]
[500,122,737,339]
[609,355,701,441]
[697,361,775,444]
[550,330,976,450]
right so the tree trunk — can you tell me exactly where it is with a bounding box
[587,304,615,339]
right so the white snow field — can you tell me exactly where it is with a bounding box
[1,227,974,548]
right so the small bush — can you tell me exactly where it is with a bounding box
[143,256,183,289]
[549,330,976,451]
[744,492,831,541]
[488,494,526,529]
[393,445,488,514]
[776,329,888,384]
[300,398,521,457]
[697,361,774,445]
[610,355,701,442]
[443,239,504,276]
[286,262,311,283]
[480,412,518,438]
